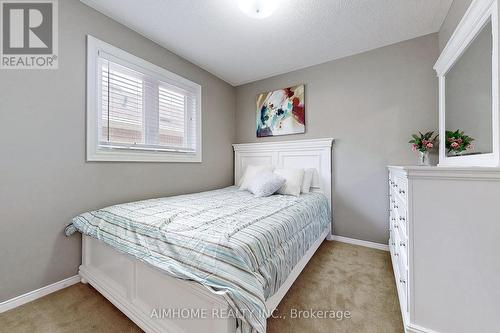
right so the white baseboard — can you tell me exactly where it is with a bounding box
[332,235,389,251]
[0,275,81,313]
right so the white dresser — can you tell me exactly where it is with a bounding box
[388,166,500,333]
[388,167,410,323]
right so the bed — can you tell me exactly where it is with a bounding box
[69,138,333,333]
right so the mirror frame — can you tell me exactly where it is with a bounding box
[434,0,499,167]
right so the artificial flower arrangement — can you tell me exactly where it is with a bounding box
[445,129,474,154]
[409,131,438,152]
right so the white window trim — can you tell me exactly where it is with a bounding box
[86,35,202,163]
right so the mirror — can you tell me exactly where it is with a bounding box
[445,20,492,157]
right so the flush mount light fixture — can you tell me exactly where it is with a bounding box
[238,0,279,19]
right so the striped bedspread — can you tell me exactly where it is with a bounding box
[67,186,331,333]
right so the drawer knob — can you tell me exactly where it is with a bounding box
[400,242,406,247]
[399,189,406,195]
[394,224,399,228]
[400,278,406,284]
[399,217,406,221]
[395,252,399,256]
[394,205,398,209]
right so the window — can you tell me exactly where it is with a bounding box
[87,36,201,162]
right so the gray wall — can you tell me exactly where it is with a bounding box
[439,0,474,51]
[0,0,235,302]
[235,34,439,244]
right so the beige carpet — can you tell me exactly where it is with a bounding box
[0,241,403,333]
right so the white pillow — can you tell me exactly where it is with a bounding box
[301,168,315,193]
[239,164,274,190]
[275,168,305,196]
[247,171,286,197]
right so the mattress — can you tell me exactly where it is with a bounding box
[67,186,331,333]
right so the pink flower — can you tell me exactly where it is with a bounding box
[422,139,428,145]
[447,137,454,143]
[412,144,417,152]
[451,142,459,149]
[426,142,433,149]
[457,138,462,144]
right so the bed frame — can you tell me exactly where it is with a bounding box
[79,138,334,333]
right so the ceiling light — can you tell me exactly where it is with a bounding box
[238,0,279,19]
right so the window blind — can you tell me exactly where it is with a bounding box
[97,55,197,153]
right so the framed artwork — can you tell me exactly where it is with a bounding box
[256,84,305,137]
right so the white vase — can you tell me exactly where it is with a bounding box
[418,151,430,166]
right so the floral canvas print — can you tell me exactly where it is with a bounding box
[256,84,305,137]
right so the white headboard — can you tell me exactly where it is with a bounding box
[232,138,334,208]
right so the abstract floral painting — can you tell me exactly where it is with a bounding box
[256,84,305,137]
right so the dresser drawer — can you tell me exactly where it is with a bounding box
[397,235,408,262]
[394,217,408,262]
[389,233,400,278]
[389,178,397,197]
[395,204,408,240]
[392,231,409,311]
[393,176,408,203]
[389,228,396,253]
[398,235,408,268]
[390,195,402,211]
[392,230,403,263]
[390,203,406,241]
[397,265,409,313]
[387,168,412,326]
[391,215,402,242]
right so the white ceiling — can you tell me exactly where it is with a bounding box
[81,0,453,86]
